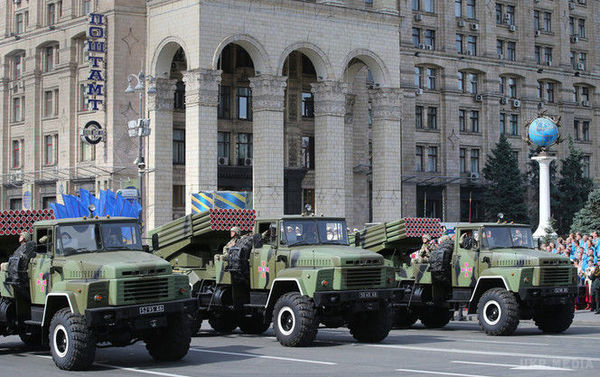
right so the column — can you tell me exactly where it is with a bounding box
[344,94,356,227]
[147,78,176,230]
[312,81,348,218]
[249,75,287,218]
[532,154,557,238]
[183,69,221,214]
[370,88,403,222]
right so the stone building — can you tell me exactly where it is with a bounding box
[1,0,600,231]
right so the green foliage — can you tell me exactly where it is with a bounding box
[570,189,600,234]
[482,134,529,223]
[555,138,593,235]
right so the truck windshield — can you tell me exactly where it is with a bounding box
[282,219,348,246]
[57,222,142,256]
[481,227,534,250]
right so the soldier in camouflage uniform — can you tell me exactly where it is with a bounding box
[414,234,433,264]
[223,226,242,257]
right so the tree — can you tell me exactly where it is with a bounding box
[570,190,600,234]
[555,138,593,235]
[482,134,529,223]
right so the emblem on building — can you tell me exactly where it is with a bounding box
[80,120,105,145]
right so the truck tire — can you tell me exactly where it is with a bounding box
[272,292,318,347]
[49,308,96,371]
[349,305,394,343]
[533,302,575,333]
[146,313,191,362]
[477,288,519,336]
[239,313,271,335]
[394,307,418,328]
[419,307,452,328]
[208,310,238,333]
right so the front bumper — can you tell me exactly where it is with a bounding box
[518,285,577,305]
[313,288,403,311]
[85,298,197,328]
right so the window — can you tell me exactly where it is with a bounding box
[412,0,420,11]
[510,114,518,136]
[545,82,555,103]
[174,81,185,110]
[575,86,590,103]
[533,10,540,31]
[301,92,314,118]
[582,156,590,178]
[10,199,22,210]
[427,107,437,130]
[16,13,24,34]
[416,106,424,129]
[81,141,94,161]
[414,67,423,88]
[507,42,516,61]
[470,149,480,173]
[460,148,466,173]
[48,3,56,25]
[82,0,92,15]
[12,54,23,80]
[237,133,253,166]
[544,47,552,65]
[236,87,252,121]
[12,140,21,169]
[578,19,586,38]
[505,5,515,25]
[218,132,230,162]
[173,185,185,208]
[12,97,23,122]
[507,77,517,98]
[569,17,575,36]
[466,35,477,55]
[511,151,519,162]
[534,46,541,64]
[466,0,475,18]
[415,146,424,172]
[574,120,580,140]
[42,196,56,209]
[424,30,435,49]
[582,121,590,141]
[455,0,462,17]
[496,40,504,58]
[459,109,466,131]
[500,113,506,135]
[301,136,314,169]
[426,68,436,89]
[218,86,231,119]
[44,134,57,166]
[424,0,434,13]
[468,73,478,94]
[456,34,464,54]
[458,72,464,91]
[469,110,479,132]
[543,12,551,32]
[412,28,421,48]
[44,46,55,72]
[44,91,53,118]
[427,146,438,172]
[496,4,503,24]
[80,83,88,111]
[173,129,185,164]
[578,52,587,71]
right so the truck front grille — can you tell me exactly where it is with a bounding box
[122,277,169,303]
[342,268,382,289]
[540,268,571,285]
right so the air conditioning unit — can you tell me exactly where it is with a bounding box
[578,0,586,5]
[569,2,575,10]
[537,102,545,109]
[13,0,21,4]
[577,63,585,70]
[470,172,480,181]
[534,0,540,3]
[244,158,253,167]
[466,50,474,56]
[500,97,508,105]
[415,88,424,96]
[512,99,521,108]
[570,36,579,43]
[470,23,479,31]
[418,43,426,49]
[498,54,504,60]
[535,30,541,37]
[457,20,466,28]
[425,45,433,50]
[218,156,229,166]
[509,25,517,32]
[474,94,483,102]
[581,100,590,107]
[414,14,423,22]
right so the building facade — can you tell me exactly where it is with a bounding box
[1,0,599,230]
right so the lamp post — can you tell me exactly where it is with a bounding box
[125,69,156,224]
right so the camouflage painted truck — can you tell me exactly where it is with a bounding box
[352,219,577,335]
[151,210,402,346]
[0,213,195,370]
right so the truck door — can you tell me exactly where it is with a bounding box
[29,227,53,305]
[251,221,278,290]
[452,228,479,288]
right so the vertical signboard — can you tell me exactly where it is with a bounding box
[86,13,107,111]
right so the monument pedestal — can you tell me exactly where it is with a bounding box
[532,154,557,239]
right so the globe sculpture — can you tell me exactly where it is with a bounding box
[527,116,559,148]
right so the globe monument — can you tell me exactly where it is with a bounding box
[525,115,561,239]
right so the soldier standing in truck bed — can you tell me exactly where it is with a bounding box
[414,234,433,264]
[223,226,242,257]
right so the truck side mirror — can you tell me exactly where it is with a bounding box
[354,232,361,247]
[151,233,159,251]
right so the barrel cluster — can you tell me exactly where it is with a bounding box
[208,209,256,232]
[0,209,55,235]
[350,218,443,252]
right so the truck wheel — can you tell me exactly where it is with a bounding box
[49,308,96,371]
[239,314,271,335]
[146,313,191,361]
[208,310,238,333]
[272,292,318,347]
[533,302,575,333]
[349,305,394,343]
[477,288,519,336]
[394,307,418,328]
[419,307,452,328]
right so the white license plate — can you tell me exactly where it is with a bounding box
[359,291,378,299]
[139,305,165,315]
[553,287,569,294]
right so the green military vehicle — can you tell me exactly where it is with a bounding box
[0,215,195,370]
[151,212,402,347]
[354,220,577,336]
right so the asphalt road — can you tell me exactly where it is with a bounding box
[1,318,599,377]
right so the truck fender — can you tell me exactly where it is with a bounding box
[264,279,304,310]
[468,276,509,313]
[41,292,79,328]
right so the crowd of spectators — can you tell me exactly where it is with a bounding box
[540,232,600,311]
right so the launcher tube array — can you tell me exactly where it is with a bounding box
[0,209,55,236]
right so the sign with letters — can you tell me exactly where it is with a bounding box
[86,13,106,111]
[80,120,104,145]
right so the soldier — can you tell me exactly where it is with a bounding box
[19,231,30,245]
[591,265,600,314]
[223,226,242,257]
[414,234,433,264]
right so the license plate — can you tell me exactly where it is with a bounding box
[139,304,165,315]
[359,291,378,299]
[553,287,569,294]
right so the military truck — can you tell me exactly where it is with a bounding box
[151,211,402,347]
[353,220,577,335]
[0,214,195,370]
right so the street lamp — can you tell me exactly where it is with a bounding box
[125,69,156,223]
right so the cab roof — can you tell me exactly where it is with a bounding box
[454,222,530,229]
[33,217,139,227]
[255,215,346,222]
